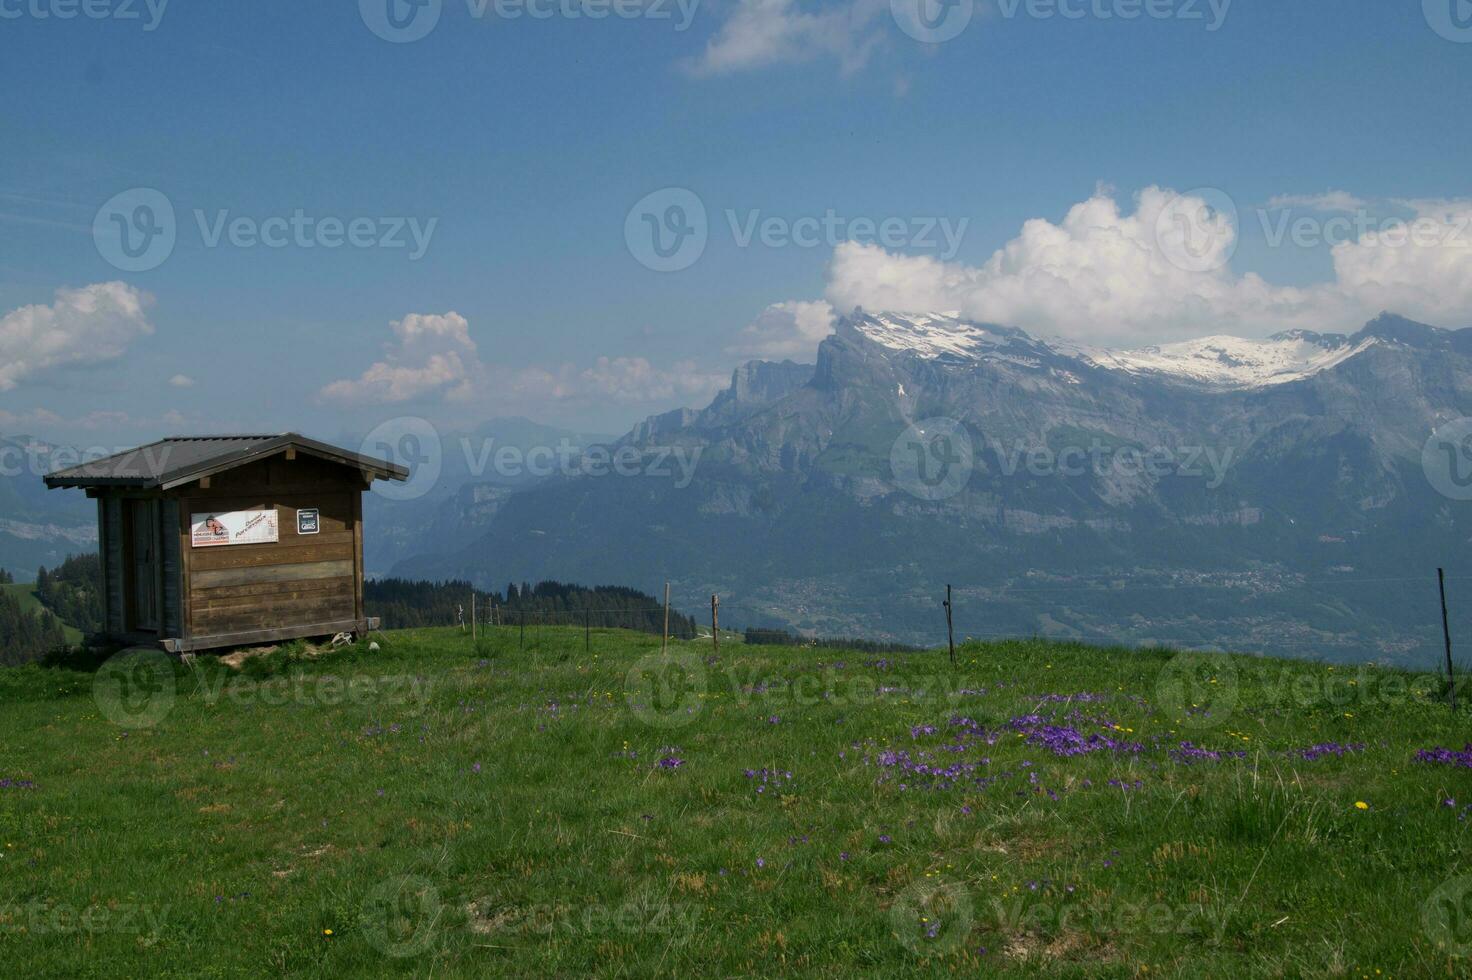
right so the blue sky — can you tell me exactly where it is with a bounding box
[1,0,1469,446]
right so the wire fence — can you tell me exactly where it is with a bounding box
[401,568,1472,672]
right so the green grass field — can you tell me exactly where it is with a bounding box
[1,581,84,645]
[2,626,1471,977]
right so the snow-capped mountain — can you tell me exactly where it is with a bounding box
[843,310,1384,390]
[399,310,1472,668]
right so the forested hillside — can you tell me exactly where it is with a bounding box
[366,577,697,637]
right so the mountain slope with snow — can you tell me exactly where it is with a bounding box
[1069,332,1381,389]
[843,310,1386,390]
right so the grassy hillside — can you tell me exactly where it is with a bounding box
[1,628,1471,977]
[0,581,83,644]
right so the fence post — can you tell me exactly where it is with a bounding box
[944,584,955,668]
[520,609,525,651]
[1441,568,1456,711]
[662,582,670,654]
[711,594,719,655]
[471,591,477,643]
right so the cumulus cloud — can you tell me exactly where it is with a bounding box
[729,300,836,360]
[684,0,886,76]
[0,282,153,391]
[1331,199,1472,327]
[1266,190,1368,212]
[169,374,196,388]
[823,185,1472,344]
[322,312,480,405]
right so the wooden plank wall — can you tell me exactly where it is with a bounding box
[159,498,182,637]
[180,490,358,638]
[101,494,126,634]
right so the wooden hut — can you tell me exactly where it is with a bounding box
[44,434,408,653]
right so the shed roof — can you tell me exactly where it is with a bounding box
[43,434,409,490]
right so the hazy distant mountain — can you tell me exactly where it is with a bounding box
[0,436,99,580]
[396,311,1472,667]
[361,417,616,577]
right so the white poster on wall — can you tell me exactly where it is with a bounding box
[191,509,279,548]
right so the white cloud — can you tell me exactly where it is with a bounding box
[684,0,886,76]
[1267,191,1368,212]
[0,282,153,391]
[823,185,1472,344]
[729,300,836,360]
[321,312,480,405]
[1331,199,1472,327]
[169,374,196,388]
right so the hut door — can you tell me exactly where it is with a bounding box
[126,499,159,632]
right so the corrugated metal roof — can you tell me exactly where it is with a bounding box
[43,433,409,489]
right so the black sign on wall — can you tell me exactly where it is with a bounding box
[297,508,320,535]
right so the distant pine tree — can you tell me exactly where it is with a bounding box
[365,577,697,637]
[0,589,69,666]
[0,568,12,585]
[34,554,103,635]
